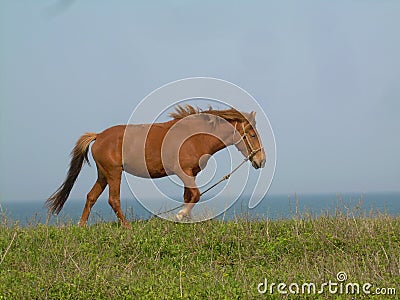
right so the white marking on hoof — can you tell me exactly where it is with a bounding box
[175,210,191,222]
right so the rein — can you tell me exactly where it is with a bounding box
[155,122,262,217]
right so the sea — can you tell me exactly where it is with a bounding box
[1,192,399,227]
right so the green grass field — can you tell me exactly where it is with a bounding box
[1,208,399,299]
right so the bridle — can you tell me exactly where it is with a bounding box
[233,121,263,160]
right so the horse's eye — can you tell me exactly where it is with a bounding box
[250,133,256,138]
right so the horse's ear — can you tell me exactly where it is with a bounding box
[249,111,256,123]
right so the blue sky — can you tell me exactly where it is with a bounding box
[1,1,399,203]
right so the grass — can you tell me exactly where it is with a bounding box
[0,207,399,299]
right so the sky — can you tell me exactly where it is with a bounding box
[0,0,399,204]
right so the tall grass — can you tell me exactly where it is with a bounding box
[0,206,399,299]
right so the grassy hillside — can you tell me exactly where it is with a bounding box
[0,210,399,299]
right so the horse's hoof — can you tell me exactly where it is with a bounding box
[175,213,184,222]
[122,222,132,229]
[78,221,87,227]
[175,212,191,222]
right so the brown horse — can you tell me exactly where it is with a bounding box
[46,105,266,227]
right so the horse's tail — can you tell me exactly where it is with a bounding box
[46,132,97,215]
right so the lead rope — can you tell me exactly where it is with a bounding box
[154,123,262,217]
[199,122,261,196]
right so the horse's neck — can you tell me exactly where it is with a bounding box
[205,121,236,155]
[161,117,236,156]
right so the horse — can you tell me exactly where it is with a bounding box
[46,105,266,228]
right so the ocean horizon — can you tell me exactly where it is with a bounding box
[1,192,399,226]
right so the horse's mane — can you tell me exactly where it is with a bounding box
[169,104,248,123]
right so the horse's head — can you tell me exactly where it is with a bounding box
[233,111,266,169]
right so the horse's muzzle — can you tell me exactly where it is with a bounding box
[252,158,266,169]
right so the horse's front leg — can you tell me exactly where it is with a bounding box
[176,171,199,221]
[176,186,200,221]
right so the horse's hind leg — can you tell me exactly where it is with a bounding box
[79,168,107,226]
[106,167,131,229]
